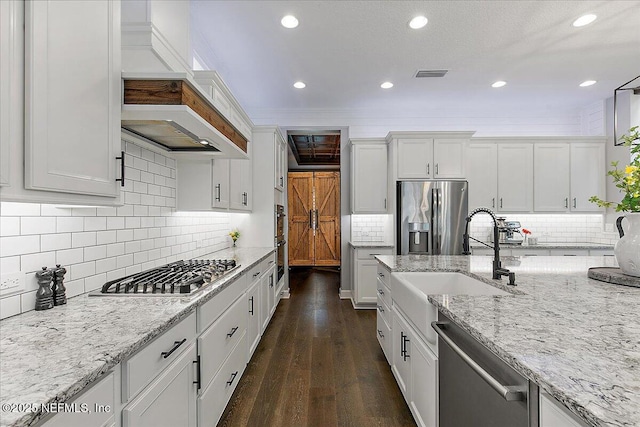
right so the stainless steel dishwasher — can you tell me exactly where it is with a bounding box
[432,312,539,427]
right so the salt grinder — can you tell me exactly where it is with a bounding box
[35,267,54,311]
[52,264,67,306]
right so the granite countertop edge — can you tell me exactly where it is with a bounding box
[0,247,275,427]
[349,241,394,248]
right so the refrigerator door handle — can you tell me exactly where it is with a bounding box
[432,187,440,255]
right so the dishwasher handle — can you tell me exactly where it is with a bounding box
[431,321,526,402]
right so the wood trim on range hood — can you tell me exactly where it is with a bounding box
[123,79,248,154]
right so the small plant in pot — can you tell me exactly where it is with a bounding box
[590,126,640,277]
[229,229,240,247]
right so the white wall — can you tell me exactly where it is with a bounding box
[0,140,237,320]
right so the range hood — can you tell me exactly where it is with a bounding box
[121,73,248,158]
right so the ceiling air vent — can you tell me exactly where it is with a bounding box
[415,70,448,78]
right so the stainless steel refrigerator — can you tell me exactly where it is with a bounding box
[397,181,468,255]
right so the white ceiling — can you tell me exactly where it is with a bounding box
[191,1,640,117]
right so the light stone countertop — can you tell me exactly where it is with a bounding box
[349,241,394,248]
[471,242,614,250]
[375,254,637,427]
[0,247,275,427]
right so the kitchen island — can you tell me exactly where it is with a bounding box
[0,247,275,427]
[375,254,638,427]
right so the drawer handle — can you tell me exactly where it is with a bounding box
[253,271,261,278]
[249,296,254,315]
[377,305,384,313]
[378,289,385,295]
[226,371,239,386]
[377,329,384,338]
[193,355,201,390]
[268,260,275,264]
[378,272,385,278]
[161,338,186,359]
[227,326,239,338]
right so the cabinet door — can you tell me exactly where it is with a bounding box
[229,159,251,211]
[123,343,197,427]
[466,143,498,210]
[212,159,230,209]
[391,311,411,400]
[0,0,20,188]
[24,0,121,197]
[433,139,466,178]
[540,393,588,427]
[260,273,270,334]
[571,143,605,211]
[397,139,433,179]
[409,333,438,427]
[268,266,277,317]
[534,143,570,211]
[354,259,379,305]
[275,134,286,192]
[497,143,533,212]
[352,143,387,213]
[247,280,261,360]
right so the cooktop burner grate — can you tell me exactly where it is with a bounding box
[95,259,239,296]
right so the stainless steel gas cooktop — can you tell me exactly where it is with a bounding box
[90,259,240,296]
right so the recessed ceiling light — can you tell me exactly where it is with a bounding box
[579,80,596,87]
[199,140,208,145]
[409,16,428,29]
[491,81,507,88]
[572,14,597,27]
[293,81,306,89]
[281,15,299,28]
[381,82,394,89]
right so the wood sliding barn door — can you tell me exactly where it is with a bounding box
[288,172,341,267]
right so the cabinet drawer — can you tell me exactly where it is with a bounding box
[198,273,247,333]
[376,310,391,364]
[377,276,392,309]
[125,312,196,402]
[198,292,248,389]
[198,330,247,427]
[41,372,116,427]
[377,294,391,326]
[247,256,272,283]
[356,247,393,260]
[377,265,391,288]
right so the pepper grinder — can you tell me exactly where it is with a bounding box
[35,267,54,311]
[52,264,67,306]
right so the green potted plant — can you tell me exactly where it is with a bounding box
[590,126,639,277]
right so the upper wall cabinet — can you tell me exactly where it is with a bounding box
[0,0,20,188]
[497,143,534,212]
[351,139,388,213]
[275,132,287,192]
[466,143,498,210]
[389,132,474,180]
[570,143,605,212]
[24,0,122,198]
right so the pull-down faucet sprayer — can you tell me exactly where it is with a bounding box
[462,208,516,286]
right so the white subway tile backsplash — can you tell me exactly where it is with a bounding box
[0,217,20,236]
[0,140,232,319]
[0,202,40,216]
[57,217,84,233]
[56,248,84,266]
[1,235,40,257]
[21,217,56,235]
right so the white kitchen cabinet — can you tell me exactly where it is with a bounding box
[392,301,438,427]
[394,134,471,180]
[397,138,433,179]
[246,277,261,360]
[351,247,394,308]
[534,143,571,211]
[260,265,277,333]
[0,0,20,188]
[497,143,534,212]
[351,140,388,213]
[123,343,197,427]
[571,143,605,211]
[212,159,230,209]
[229,159,252,211]
[24,0,121,198]
[540,393,588,427]
[41,369,119,427]
[433,139,466,178]
[275,132,287,192]
[466,143,498,210]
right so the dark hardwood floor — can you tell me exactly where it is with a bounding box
[218,268,416,427]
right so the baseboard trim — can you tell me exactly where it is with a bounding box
[280,288,291,299]
[339,289,352,300]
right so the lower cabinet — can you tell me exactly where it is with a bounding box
[260,265,277,333]
[540,393,588,427]
[197,331,247,427]
[122,343,198,427]
[246,277,261,360]
[391,306,438,427]
[351,246,394,308]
